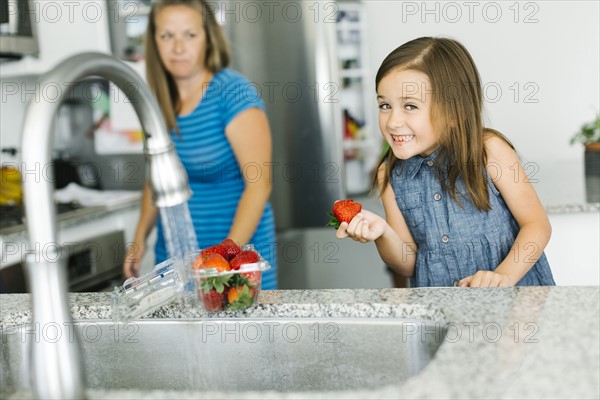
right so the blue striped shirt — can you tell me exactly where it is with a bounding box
[155,68,278,290]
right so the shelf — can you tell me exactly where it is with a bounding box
[337,1,380,197]
[339,69,366,79]
[336,21,365,31]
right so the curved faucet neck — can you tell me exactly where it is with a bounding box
[20,52,190,399]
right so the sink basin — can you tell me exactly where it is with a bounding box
[1,318,446,393]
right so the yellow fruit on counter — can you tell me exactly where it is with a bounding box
[1,166,21,182]
[0,166,23,205]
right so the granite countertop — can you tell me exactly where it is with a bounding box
[544,202,599,215]
[1,286,599,399]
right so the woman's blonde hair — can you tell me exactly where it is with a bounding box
[145,0,231,133]
[374,37,513,211]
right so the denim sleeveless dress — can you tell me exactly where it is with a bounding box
[390,152,556,287]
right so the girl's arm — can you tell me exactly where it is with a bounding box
[336,165,417,277]
[460,135,552,287]
[225,107,273,245]
[123,183,159,278]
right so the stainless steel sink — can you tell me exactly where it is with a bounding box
[1,318,446,393]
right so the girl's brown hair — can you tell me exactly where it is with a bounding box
[145,0,231,133]
[374,37,513,211]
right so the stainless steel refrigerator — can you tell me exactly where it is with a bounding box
[223,1,391,289]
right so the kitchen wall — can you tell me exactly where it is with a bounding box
[0,0,111,166]
[0,2,149,196]
[2,1,598,175]
[364,0,599,205]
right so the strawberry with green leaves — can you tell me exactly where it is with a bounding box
[241,271,262,297]
[241,271,261,288]
[193,253,232,312]
[327,200,362,229]
[227,285,255,310]
[193,245,264,312]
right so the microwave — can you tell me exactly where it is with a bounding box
[0,0,39,59]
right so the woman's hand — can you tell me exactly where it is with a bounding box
[123,241,146,279]
[336,210,387,243]
[459,270,515,288]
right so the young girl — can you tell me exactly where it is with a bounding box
[336,37,555,288]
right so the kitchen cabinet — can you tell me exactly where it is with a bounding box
[0,200,146,292]
[336,1,380,195]
[0,1,111,77]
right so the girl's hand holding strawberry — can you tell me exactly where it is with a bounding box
[328,199,386,242]
[336,210,388,243]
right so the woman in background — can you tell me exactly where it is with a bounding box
[123,0,278,289]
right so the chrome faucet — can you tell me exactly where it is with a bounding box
[20,52,191,399]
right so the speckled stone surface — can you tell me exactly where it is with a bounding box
[1,287,599,399]
[545,202,600,214]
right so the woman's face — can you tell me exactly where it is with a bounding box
[154,5,208,81]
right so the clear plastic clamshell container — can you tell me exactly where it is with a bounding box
[186,244,271,312]
[112,257,188,322]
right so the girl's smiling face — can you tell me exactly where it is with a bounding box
[377,68,441,159]
[154,5,207,81]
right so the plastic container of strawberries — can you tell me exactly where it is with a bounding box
[185,243,271,312]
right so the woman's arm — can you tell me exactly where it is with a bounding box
[224,107,273,245]
[460,135,552,287]
[337,165,417,277]
[123,183,159,278]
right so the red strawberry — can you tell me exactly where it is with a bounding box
[200,243,228,259]
[220,238,241,261]
[202,288,226,312]
[200,253,231,272]
[230,250,260,270]
[327,199,362,228]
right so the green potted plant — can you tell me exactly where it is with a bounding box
[570,115,600,149]
[570,115,600,203]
